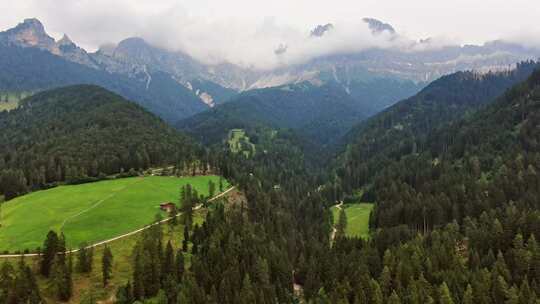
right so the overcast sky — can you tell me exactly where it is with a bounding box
[1,0,539,68]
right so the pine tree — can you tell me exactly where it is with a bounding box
[492,275,509,304]
[50,256,72,301]
[132,252,145,300]
[379,266,392,297]
[115,281,134,304]
[208,180,216,198]
[183,225,190,252]
[439,282,454,304]
[155,289,168,304]
[336,208,348,238]
[388,290,401,304]
[239,274,257,304]
[463,284,474,304]
[518,279,532,304]
[506,286,519,304]
[162,241,175,280]
[40,230,59,277]
[77,242,93,273]
[176,249,185,282]
[370,279,383,304]
[102,246,113,287]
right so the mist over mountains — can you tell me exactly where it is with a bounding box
[1,17,539,125]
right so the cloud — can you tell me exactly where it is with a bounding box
[1,0,539,69]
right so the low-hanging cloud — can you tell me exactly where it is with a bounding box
[1,0,539,70]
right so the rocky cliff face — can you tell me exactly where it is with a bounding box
[0,19,99,68]
[0,18,59,54]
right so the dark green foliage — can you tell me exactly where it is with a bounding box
[302,65,540,303]
[337,61,540,196]
[178,82,369,147]
[50,254,73,301]
[358,67,540,230]
[77,242,93,273]
[0,170,28,201]
[40,230,60,277]
[336,208,347,239]
[0,259,41,304]
[208,180,216,198]
[6,57,540,304]
[180,184,199,228]
[0,85,202,199]
[102,246,113,287]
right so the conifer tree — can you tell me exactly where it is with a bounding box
[102,246,113,287]
[463,284,474,304]
[388,290,401,304]
[40,230,59,277]
[439,282,454,304]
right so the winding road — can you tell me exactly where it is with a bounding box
[330,201,343,242]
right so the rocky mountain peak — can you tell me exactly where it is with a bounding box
[96,43,117,56]
[113,37,157,61]
[20,18,45,31]
[2,18,59,54]
[362,18,396,35]
[117,37,151,50]
[57,34,75,46]
[310,23,334,37]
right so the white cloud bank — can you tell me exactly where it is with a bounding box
[1,0,539,69]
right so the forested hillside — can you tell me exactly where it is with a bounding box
[178,82,368,146]
[295,63,540,304]
[0,85,203,200]
[117,68,540,303]
[336,60,540,195]
[0,44,207,122]
[3,66,540,304]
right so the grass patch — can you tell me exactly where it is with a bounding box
[228,129,255,157]
[332,203,374,239]
[0,91,32,111]
[0,175,229,252]
[0,100,19,111]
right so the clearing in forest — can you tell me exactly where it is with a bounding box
[331,203,374,239]
[228,129,255,157]
[0,175,228,252]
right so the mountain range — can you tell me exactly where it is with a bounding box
[1,18,539,125]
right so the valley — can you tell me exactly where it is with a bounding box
[1,8,540,304]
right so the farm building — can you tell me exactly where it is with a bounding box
[160,202,176,213]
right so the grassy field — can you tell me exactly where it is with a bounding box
[0,91,32,111]
[332,203,374,239]
[0,100,19,111]
[0,175,228,252]
[228,129,255,157]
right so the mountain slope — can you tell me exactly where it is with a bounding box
[177,83,368,146]
[0,43,208,122]
[328,61,540,201]
[0,85,201,200]
[367,68,540,230]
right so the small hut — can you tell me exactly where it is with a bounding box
[159,202,176,213]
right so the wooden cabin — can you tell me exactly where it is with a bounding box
[160,202,176,213]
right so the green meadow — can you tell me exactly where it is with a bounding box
[228,129,255,157]
[0,175,228,252]
[332,203,374,239]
